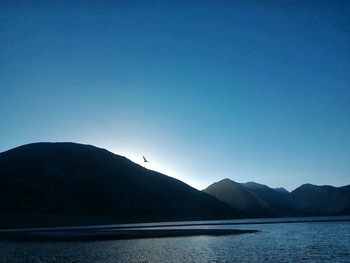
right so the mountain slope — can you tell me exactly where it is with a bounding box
[241,182,293,215]
[291,184,350,215]
[0,142,240,227]
[203,179,274,216]
[204,179,350,216]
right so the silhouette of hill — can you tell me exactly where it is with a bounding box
[0,143,240,228]
[274,187,289,194]
[203,179,274,216]
[204,179,350,216]
[291,184,350,215]
[241,182,294,216]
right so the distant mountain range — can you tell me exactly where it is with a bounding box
[0,142,349,228]
[0,143,239,228]
[203,179,350,217]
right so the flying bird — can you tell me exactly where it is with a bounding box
[143,156,149,163]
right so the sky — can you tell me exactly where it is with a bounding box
[1,1,349,191]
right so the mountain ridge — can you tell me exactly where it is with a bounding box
[0,142,241,228]
[1,142,349,229]
[203,178,350,217]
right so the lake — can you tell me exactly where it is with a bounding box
[1,216,349,262]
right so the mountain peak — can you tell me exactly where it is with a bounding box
[274,187,289,194]
[220,178,236,183]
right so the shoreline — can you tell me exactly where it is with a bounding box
[2,215,349,231]
[0,228,257,242]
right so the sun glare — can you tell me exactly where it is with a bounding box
[106,147,201,190]
[108,148,173,175]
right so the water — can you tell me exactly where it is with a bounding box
[0,217,349,263]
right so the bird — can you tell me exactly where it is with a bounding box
[143,156,149,163]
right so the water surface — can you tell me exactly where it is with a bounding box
[1,216,349,263]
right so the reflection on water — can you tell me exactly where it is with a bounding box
[1,217,349,263]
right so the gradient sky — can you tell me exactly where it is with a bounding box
[1,1,349,191]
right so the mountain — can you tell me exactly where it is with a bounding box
[241,182,294,216]
[203,179,275,216]
[274,187,289,194]
[0,142,240,228]
[290,184,350,215]
[204,179,350,217]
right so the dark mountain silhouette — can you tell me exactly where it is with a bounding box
[204,179,350,217]
[241,182,294,216]
[290,184,350,215]
[0,142,241,228]
[202,179,274,216]
[274,187,289,194]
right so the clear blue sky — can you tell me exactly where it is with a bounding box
[1,1,349,191]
